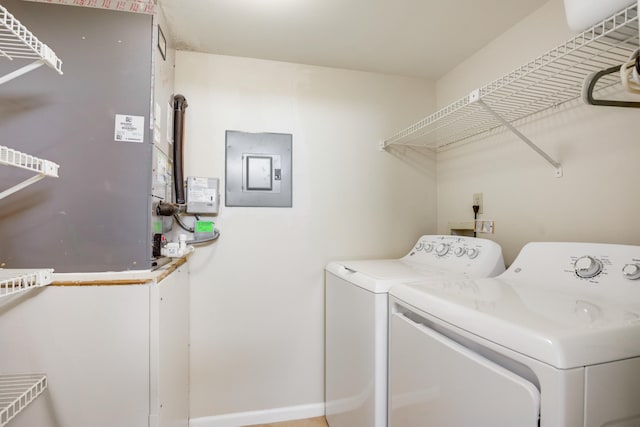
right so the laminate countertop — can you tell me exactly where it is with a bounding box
[50,256,188,286]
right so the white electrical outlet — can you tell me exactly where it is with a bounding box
[473,193,483,214]
[474,220,495,234]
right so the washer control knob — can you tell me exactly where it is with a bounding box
[435,243,449,256]
[574,256,603,279]
[454,247,466,257]
[622,263,640,280]
[423,243,434,253]
[415,242,424,251]
[466,248,479,259]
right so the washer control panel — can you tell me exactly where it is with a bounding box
[403,235,505,278]
[410,236,490,261]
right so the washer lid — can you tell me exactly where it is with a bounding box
[390,277,640,369]
[326,260,447,293]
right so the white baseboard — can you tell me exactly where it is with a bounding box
[189,402,325,427]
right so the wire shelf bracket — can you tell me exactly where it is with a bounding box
[0,145,60,201]
[0,374,48,426]
[470,90,563,177]
[0,4,63,85]
[382,3,639,178]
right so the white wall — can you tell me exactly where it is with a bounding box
[435,0,640,265]
[174,52,437,419]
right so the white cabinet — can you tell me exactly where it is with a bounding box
[0,262,190,427]
[151,265,190,427]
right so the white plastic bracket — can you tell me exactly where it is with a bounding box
[40,44,58,69]
[379,141,388,151]
[470,90,563,178]
[41,160,59,177]
[0,174,46,201]
[0,60,45,85]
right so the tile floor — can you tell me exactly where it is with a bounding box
[245,416,328,427]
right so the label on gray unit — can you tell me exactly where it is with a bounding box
[114,114,145,143]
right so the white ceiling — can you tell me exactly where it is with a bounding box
[159,0,550,80]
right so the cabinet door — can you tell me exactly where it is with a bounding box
[155,265,190,427]
[389,311,540,427]
[0,285,151,427]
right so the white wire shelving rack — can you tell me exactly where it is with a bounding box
[0,4,62,84]
[0,6,60,424]
[0,268,53,299]
[0,374,47,427]
[382,3,639,177]
[0,4,62,199]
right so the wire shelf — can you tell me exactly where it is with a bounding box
[0,374,47,427]
[0,4,62,75]
[0,145,60,200]
[0,145,59,177]
[383,3,639,150]
[0,6,62,198]
[0,269,53,299]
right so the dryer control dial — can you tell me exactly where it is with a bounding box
[622,263,640,280]
[423,243,434,253]
[453,247,466,257]
[415,242,424,251]
[574,256,603,279]
[435,243,449,256]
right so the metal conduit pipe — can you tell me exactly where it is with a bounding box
[173,94,188,205]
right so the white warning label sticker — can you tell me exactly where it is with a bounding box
[114,114,145,143]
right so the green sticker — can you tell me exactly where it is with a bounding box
[195,221,214,233]
[153,221,162,233]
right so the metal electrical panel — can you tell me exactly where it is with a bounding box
[225,131,292,207]
[186,177,219,214]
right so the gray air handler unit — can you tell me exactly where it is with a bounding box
[0,0,178,272]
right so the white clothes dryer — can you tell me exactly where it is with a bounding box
[389,242,640,427]
[325,235,505,427]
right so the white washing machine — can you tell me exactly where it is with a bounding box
[389,242,640,427]
[325,235,505,427]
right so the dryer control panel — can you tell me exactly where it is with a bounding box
[505,242,640,285]
[502,242,640,319]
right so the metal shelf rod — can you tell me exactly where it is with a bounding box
[0,60,44,85]
[473,93,563,178]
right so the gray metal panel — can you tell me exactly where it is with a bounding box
[0,1,153,272]
[225,130,292,207]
